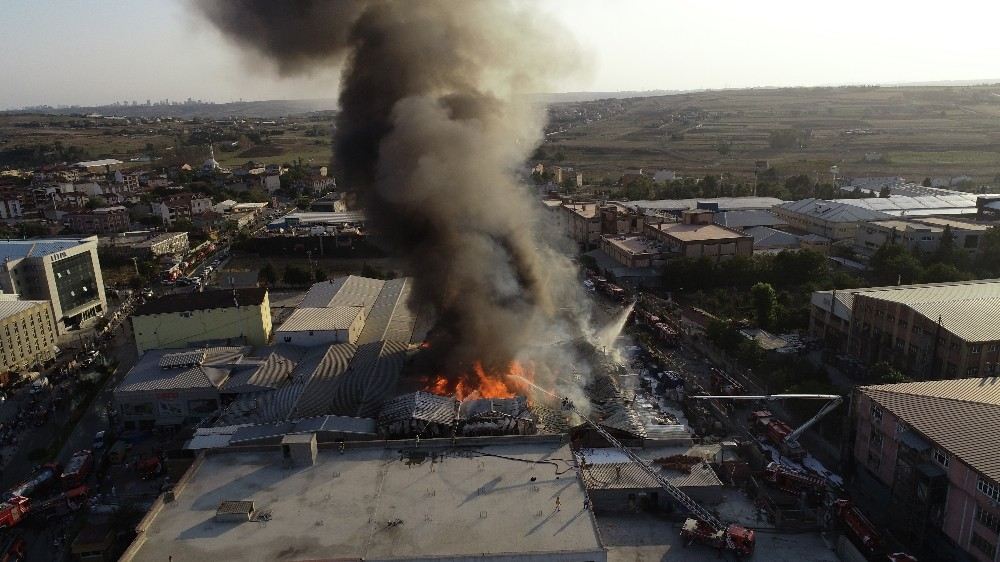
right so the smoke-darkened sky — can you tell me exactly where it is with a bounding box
[4,0,1000,109]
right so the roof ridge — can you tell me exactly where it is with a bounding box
[865,385,1000,408]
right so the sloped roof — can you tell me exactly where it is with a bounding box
[847,279,1000,342]
[300,275,384,310]
[744,226,801,249]
[860,377,1000,482]
[379,391,457,425]
[776,198,892,223]
[714,210,784,230]
[117,346,251,392]
[275,307,362,333]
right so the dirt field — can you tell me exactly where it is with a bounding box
[542,85,1000,184]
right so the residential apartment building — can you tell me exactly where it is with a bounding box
[0,298,57,373]
[98,231,190,260]
[151,193,213,226]
[773,198,892,241]
[131,288,272,354]
[851,378,1000,562]
[855,217,989,257]
[0,237,107,333]
[66,206,130,234]
[811,280,1000,380]
[644,210,753,262]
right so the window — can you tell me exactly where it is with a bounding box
[968,366,980,376]
[991,344,999,353]
[899,319,908,329]
[979,477,1000,504]
[971,532,997,559]
[972,345,982,354]
[283,336,291,343]
[933,448,949,468]
[871,405,883,423]
[976,505,1000,534]
[896,338,905,350]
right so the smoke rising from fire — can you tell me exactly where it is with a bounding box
[198,1,593,396]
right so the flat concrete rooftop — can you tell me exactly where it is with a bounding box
[126,439,605,562]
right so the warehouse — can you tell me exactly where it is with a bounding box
[120,438,606,562]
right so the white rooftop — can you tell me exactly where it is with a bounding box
[127,440,605,562]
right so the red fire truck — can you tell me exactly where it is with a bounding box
[60,450,93,489]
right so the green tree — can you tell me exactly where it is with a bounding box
[870,361,909,384]
[976,226,1000,275]
[932,225,955,265]
[283,264,312,286]
[921,262,968,283]
[879,185,891,198]
[750,282,778,329]
[258,263,277,286]
[870,243,923,285]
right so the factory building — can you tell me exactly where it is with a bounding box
[119,438,606,562]
[131,288,272,354]
[0,237,106,333]
[811,279,1000,379]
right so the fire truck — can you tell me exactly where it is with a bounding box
[5,463,60,501]
[60,450,94,489]
[0,498,28,530]
[0,486,89,530]
[0,535,25,562]
[748,410,806,461]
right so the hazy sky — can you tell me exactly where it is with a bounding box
[3,0,1000,109]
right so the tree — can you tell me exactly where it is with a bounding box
[870,361,908,384]
[879,185,891,198]
[932,225,955,265]
[283,265,312,286]
[750,282,778,329]
[922,177,932,187]
[870,243,922,285]
[258,263,277,286]
[976,226,1000,275]
[921,262,967,283]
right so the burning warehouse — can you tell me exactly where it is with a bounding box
[458,396,536,436]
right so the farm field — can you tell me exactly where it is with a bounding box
[541,85,1000,185]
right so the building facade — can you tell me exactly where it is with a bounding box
[66,206,130,234]
[855,217,989,257]
[811,280,1000,380]
[851,379,1000,562]
[0,237,107,333]
[151,193,213,226]
[99,231,190,260]
[131,288,272,354]
[0,298,57,373]
[559,202,602,249]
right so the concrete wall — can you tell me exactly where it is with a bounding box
[132,298,271,354]
[114,386,221,427]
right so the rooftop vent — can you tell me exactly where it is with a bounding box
[215,500,255,523]
[281,433,317,467]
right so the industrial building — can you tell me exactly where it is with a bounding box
[855,217,990,257]
[644,210,753,262]
[0,237,107,333]
[117,276,420,427]
[131,288,272,354]
[619,197,784,216]
[851,377,1000,562]
[773,199,893,241]
[119,438,606,562]
[811,279,1000,379]
[0,297,57,373]
[266,210,366,232]
[833,193,979,217]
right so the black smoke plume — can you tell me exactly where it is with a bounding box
[198,1,587,379]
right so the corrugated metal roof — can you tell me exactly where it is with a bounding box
[0,300,48,320]
[580,461,721,490]
[776,198,893,223]
[275,307,362,333]
[300,275,384,309]
[860,377,1000,482]
[379,391,457,425]
[117,346,250,393]
[289,343,357,418]
[846,279,1000,342]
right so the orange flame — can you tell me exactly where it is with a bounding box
[426,360,534,400]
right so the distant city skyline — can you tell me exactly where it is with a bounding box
[3,0,1000,109]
